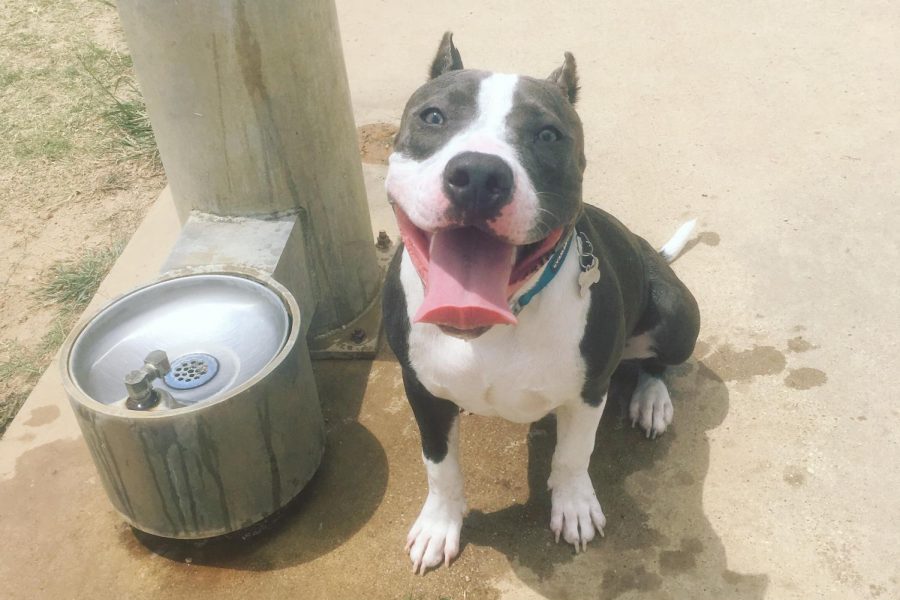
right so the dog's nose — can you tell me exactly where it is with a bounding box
[442,152,514,218]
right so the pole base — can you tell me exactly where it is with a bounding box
[308,238,395,360]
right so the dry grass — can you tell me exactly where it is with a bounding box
[0,0,164,435]
[77,42,159,163]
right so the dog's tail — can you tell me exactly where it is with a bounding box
[658,219,697,263]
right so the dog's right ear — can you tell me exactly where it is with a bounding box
[548,52,580,105]
[429,31,464,80]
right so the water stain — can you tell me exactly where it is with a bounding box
[674,469,695,486]
[357,123,397,165]
[783,465,807,487]
[659,537,704,573]
[702,344,787,382]
[787,336,814,353]
[723,569,744,584]
[601,564,663,598]
[629,471,660,495]
[234,5,265,98]
[23,405,60,427]
[698,231,720,246]
[693,339,712,359]
[784,368,827,390]
[0,439,115,597]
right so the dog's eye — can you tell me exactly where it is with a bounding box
[536,126,561,143]
[420,108,445,126]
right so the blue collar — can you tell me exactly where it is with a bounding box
[510,230,575,315]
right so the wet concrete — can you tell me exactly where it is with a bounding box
[0,349,770,599]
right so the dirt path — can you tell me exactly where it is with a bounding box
[0,0,164,433]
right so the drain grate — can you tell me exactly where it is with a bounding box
[163,353,219,390]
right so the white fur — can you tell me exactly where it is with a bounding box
[386,73,542,244]
[406,419,467,574]
[549,397,608,551]
[401,239,589,423]
[659,219,697,263]
[476,73,519,137]
[629,370,674,438]
[403,242,610,553]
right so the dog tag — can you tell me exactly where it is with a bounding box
[578,260,600,297]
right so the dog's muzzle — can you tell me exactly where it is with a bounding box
[442,151,514,222]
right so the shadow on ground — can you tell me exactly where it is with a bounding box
[128,358,387,570]
[97,341,773,598]
[464,357,769,599]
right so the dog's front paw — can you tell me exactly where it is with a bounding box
[629,374,673,439]
[549,472,606,552]
[406,493,466,575]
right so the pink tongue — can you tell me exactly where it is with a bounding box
[414,228,518,329]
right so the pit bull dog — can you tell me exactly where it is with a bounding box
[382,32,700,574]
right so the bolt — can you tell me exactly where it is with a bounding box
[350,328,367,344]
[144,350,170,377]
[376,230,392,250]
[124,370,152,399]
[125,370,160,410]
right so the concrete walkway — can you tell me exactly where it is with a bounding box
[2,1,899,598]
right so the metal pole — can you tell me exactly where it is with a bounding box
[116,0,380,336]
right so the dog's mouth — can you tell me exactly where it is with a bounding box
[395,207,564,334]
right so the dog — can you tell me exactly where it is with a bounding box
[382,32,700,574]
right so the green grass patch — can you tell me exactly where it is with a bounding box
[0,65,23,89]
[76,43,158,163]
[11,31,42,51]
[0,343,44,384]
[37,241,125,312]
[14,132,74,161]
[77,42,134,82]
[0,391,29,436]
[103,96,156,158]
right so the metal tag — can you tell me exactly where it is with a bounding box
[578,259,600,297]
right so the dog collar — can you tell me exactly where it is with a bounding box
[510,229,576,315]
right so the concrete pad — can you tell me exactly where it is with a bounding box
[2,2,900,599]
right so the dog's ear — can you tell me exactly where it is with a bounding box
[429,31,464,80]
[547,52,580,105]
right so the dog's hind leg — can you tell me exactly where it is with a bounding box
[628,360,675,438]
[624,245,700,438]
[401,368,467,574]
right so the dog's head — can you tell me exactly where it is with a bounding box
[386,32,586,336]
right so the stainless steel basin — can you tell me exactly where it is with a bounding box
[61,268,324,539]
[69,273,289,409]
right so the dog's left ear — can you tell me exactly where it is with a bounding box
[429,31,464,79]
[547,52,580,105]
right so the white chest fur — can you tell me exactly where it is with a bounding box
[401,246,591,423]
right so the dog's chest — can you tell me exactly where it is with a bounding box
[401,249,590,423]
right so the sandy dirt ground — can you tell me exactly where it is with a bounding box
[1,1,900,599]
[0,0,165,431]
